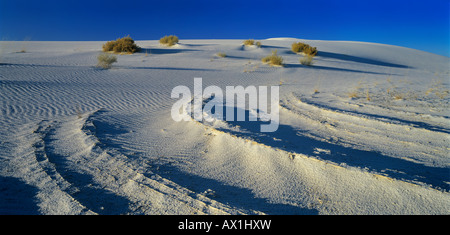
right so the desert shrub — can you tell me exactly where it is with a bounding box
[303,45,318,56]
[102,40,116,52]
[102,36,140,54]
[113,36,140,53]
[216,52,227,58]
[300,54,314,66]
[347,91,359,99]
[256,41,262,48]
[262,50,283,66]
[291,42,318,56]
[97,53,117,69]
[291,42,307,53]
[159,35,179,46]
[243,39,255,46]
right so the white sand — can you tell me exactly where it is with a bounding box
[0,39,448,214]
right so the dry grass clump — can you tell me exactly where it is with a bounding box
[347,88,372,100]
[303,45,318,56]
[300,54,314,66]
[291,42,307,53]
[159,35,179,46]
[262,50,283,67]
[291,42,318,56]
[391,91,405,100]
[346,79,365,99]
[365,89,371,101]
[243,39,262,47]
[97,53,117,69]
[243,39,255,46]
[102,36,140,54]
[425,79,449,99]
[293,42,318,66]
[347,91,359,99]
[216,52,227,58]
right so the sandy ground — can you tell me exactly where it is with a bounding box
[0,39,449,214]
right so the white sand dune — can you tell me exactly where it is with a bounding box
[0,39,449,214]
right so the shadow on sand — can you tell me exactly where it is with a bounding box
[139,47,200,55]
[0,176,40,214]
[153,165,319,215]
[260,44,288,50]
[284,63,394,75]
[317,51,411,69]
[32,116,133,215]
[86,110,318,214]
[200,105,449,192]
[281,50,410,69]
[123,66,219,72]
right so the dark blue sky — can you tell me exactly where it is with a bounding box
[1,0,449,56]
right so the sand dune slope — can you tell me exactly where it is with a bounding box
[0,39,449,214]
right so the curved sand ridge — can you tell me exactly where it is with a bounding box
[186,92,449,214]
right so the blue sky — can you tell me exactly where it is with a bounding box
[1,0,449,56]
